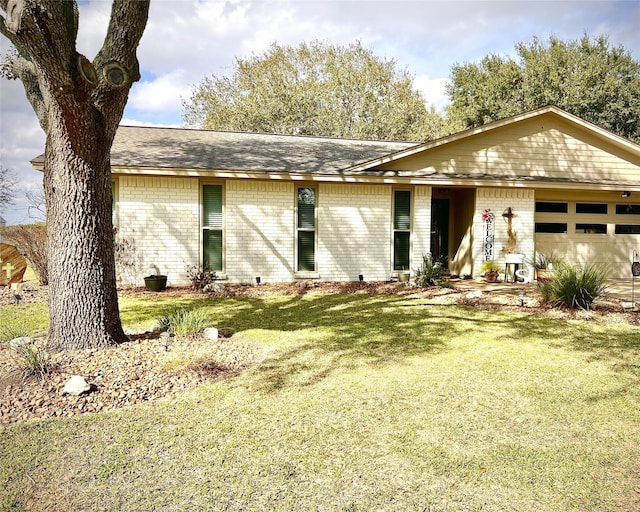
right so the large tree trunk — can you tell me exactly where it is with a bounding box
[44,111,127,349]
[0,0,150,351]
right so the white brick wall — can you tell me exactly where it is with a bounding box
[318,183,392,281]
[473,188,535,277]
[117,176,199,286]
[413,186,432,268]
[116,177,433,285]
[226,180,295,283]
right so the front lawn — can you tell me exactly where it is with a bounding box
[2,291,640,511]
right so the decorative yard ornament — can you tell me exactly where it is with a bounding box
[482,209,495,261]
[502,207,517,254]
[0,243,27,285]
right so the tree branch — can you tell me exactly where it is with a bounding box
[92,0,149,134]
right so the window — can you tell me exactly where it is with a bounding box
[575,223,607,234]
[297,187,316,272]
[616,204,640,215]
[202,184,223,271]
[535,223,567,233]
[536,201,568,213]
[393,190,411,271]
[615,224,640,235]
[576,203,607,214]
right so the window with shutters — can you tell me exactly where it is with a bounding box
[393,190,411,271]
[202,184,223,271]
[297,187,316,272]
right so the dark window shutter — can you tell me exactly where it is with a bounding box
[298,188,315,229]
[203,185,223,228]
[394,191,411,230]
[394,232,410,270]
[297,231,315,272]
[203,229,223,271]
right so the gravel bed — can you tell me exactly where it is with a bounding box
[1,332,263,425]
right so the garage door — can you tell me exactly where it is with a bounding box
[534,194,640,279]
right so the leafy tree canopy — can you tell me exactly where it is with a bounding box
[183,40,450,141]
[447,35,640,142]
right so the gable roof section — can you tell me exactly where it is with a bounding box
[108,127,415,175]
[345,106,640,188]
[30,106,640,188]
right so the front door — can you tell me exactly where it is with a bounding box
[431,198,449,265]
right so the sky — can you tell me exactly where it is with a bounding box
[1,0,639,225]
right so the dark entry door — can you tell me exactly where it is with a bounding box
[431,198,449,264]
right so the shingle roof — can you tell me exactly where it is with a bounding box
[107,126,416,174]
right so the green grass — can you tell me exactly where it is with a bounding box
[2,293,640,511]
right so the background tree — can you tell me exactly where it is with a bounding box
[0,0,149,350]
[0,166,17,213]
[184,40,449,141]
[447,35,640,142]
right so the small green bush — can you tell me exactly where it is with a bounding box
[540,263,609,310]
[14,344,51,381]
[0,321,32,343]
[413,254,445,287]
[157,308,210,337]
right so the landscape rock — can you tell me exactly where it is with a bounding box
[203,282,225,293]
[63,376,91,396]
[203,327,219,340]
[9,337,33,350]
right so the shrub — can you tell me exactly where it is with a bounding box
[185,265,217,290]
[540,263,609,310]
[480,260,501,274]
[1,223,48,285]
[157,308,210,337]
[14,344,51,381]
[0,320,32,343]
[531,251,565,270]
[414,254,445,287]
[114,227,138,284]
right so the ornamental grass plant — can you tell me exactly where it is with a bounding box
[539,262,609,310]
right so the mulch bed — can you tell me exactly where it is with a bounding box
[2,280,638,425]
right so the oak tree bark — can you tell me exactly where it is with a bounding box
[1,0,150,349]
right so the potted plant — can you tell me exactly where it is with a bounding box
[480,260,501,283]
[144,265,167,291]
[397,268,410,283]
[531,252,564,282]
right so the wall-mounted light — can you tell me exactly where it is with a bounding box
[622,191,631,198]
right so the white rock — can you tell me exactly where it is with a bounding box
[203,327,219,340]
[63,375,91,396]
[9,336,33,350]
[203,282,225,293]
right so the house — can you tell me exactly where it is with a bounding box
[33,105,640,285]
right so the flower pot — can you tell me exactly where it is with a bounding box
[144,275,167,291]
[397,272,410,283]
[536,269,553,283]
[484,271,500,283]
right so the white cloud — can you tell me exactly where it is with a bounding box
[2,0,639,224]
[128,71,191,114]
[414,75,450,112]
